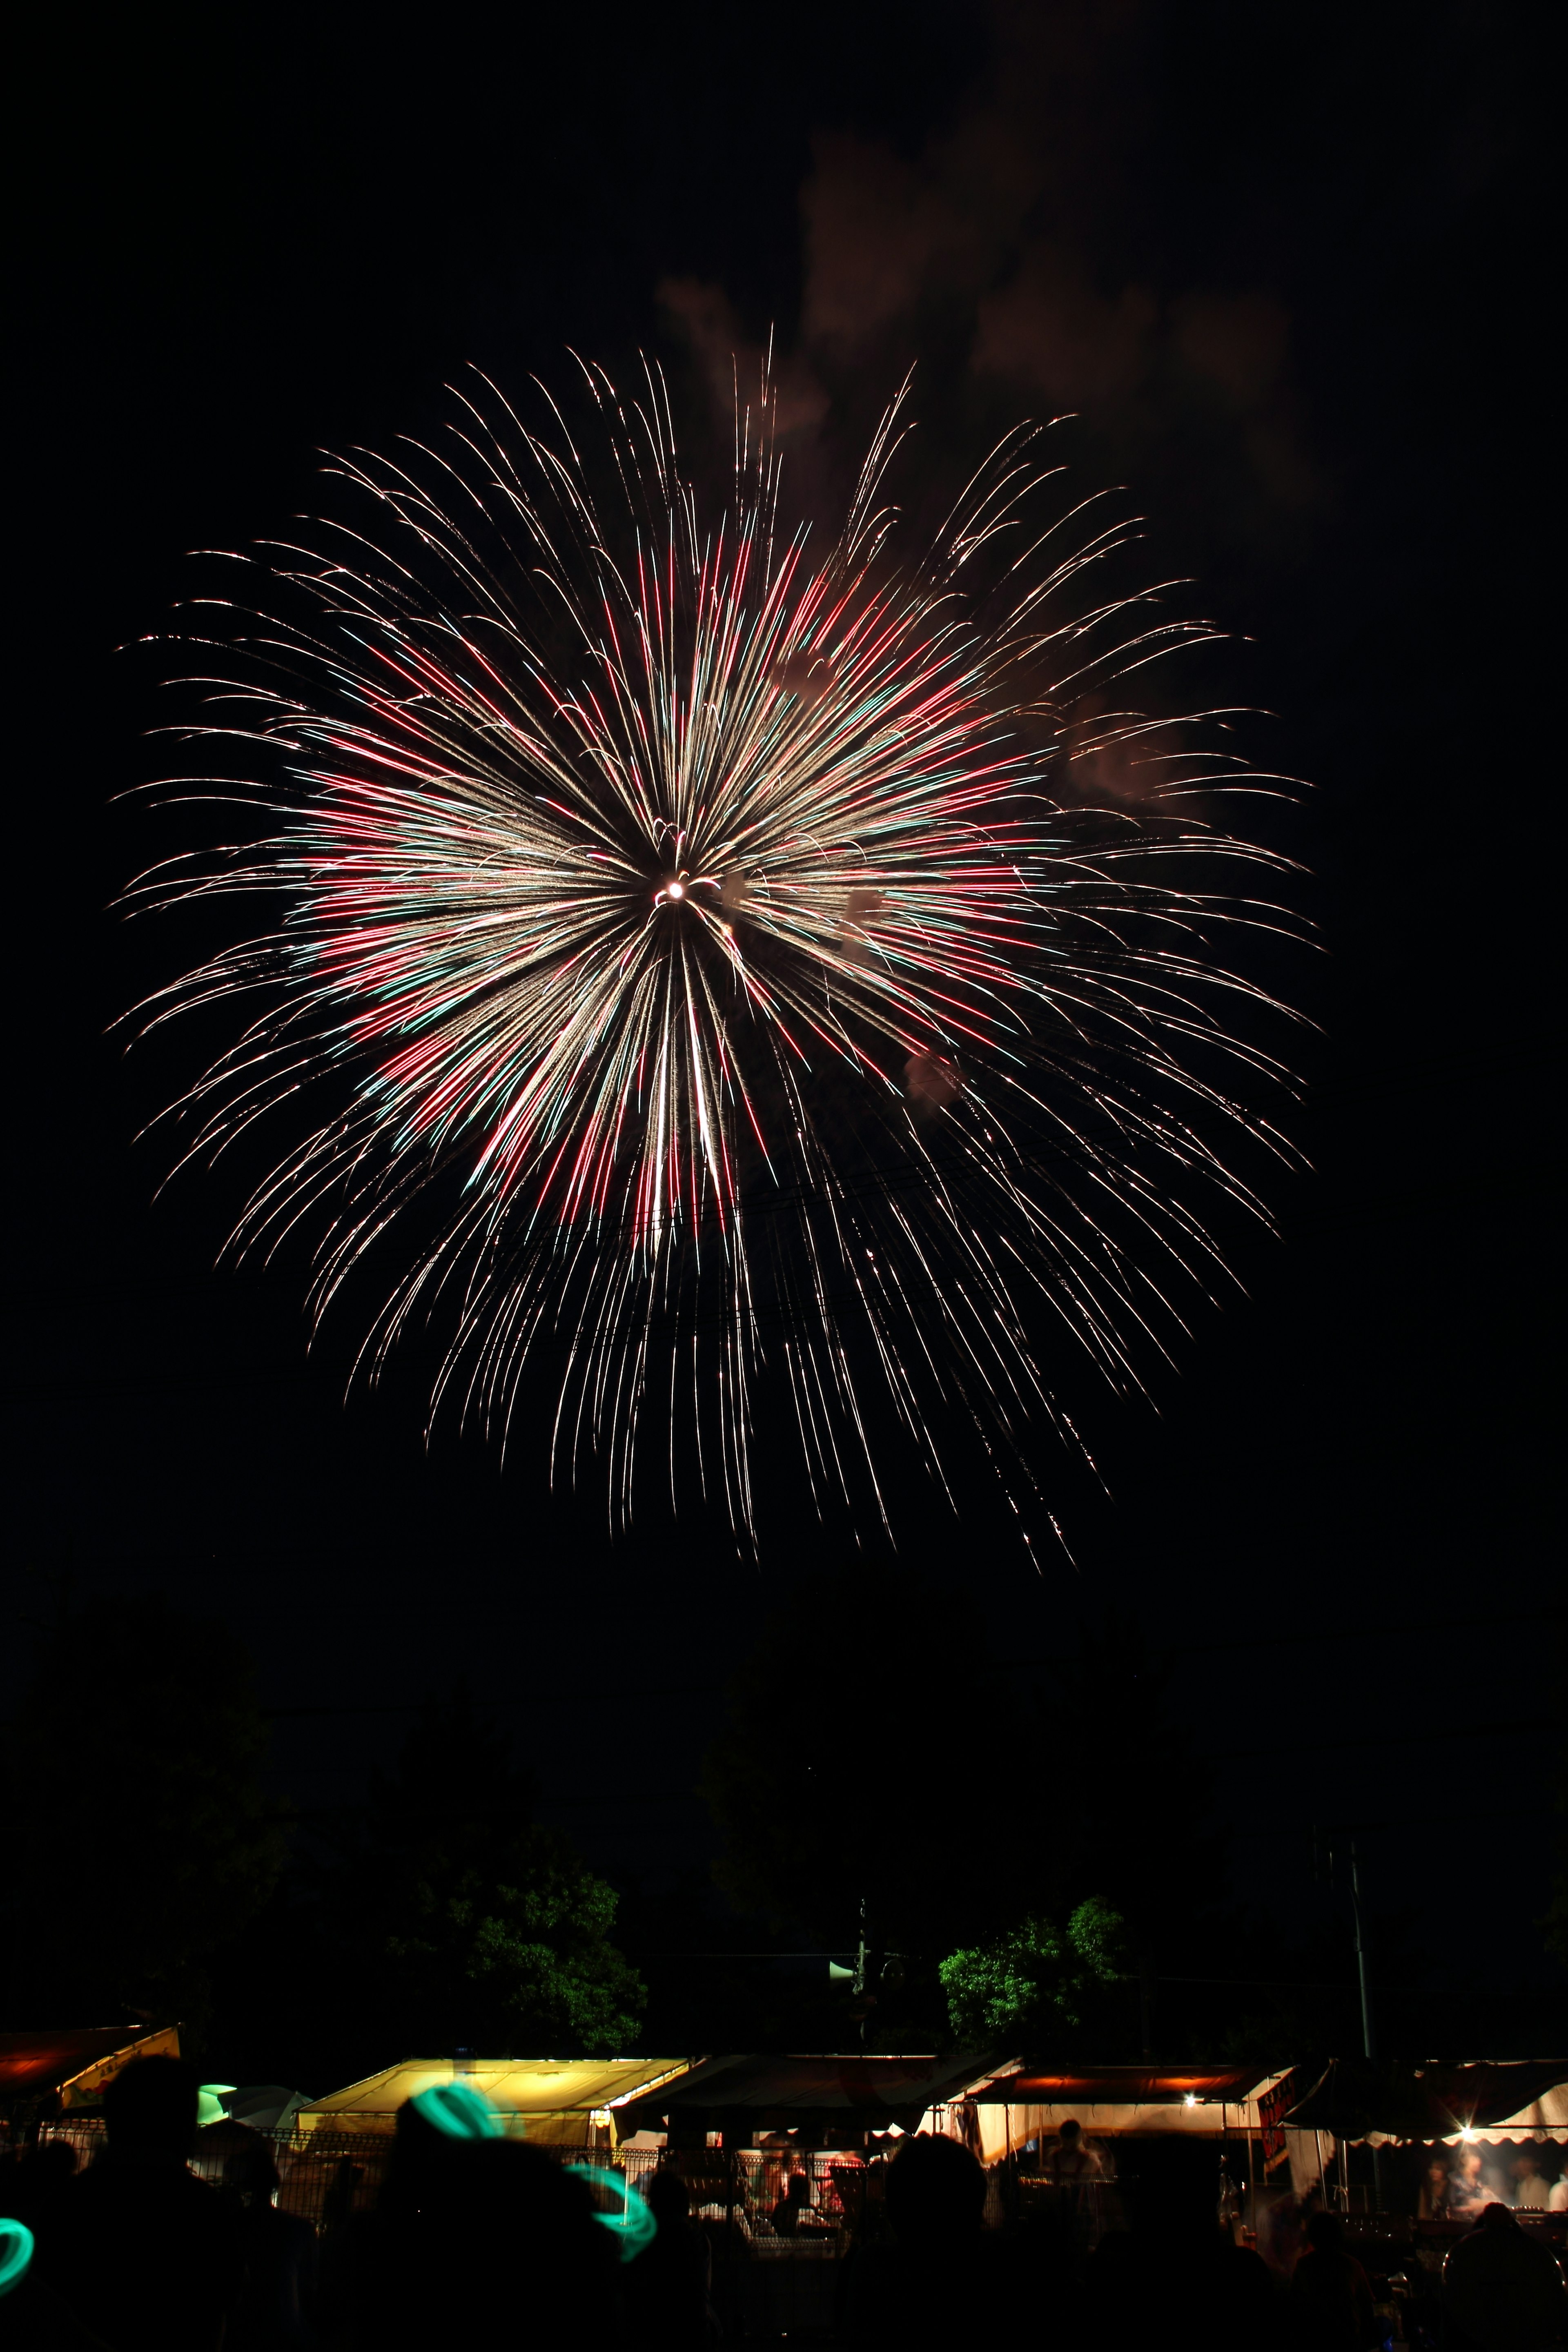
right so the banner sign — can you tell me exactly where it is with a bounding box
[1258,2071,1297,2168]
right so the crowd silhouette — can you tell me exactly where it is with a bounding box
[2,2056,1566,2347]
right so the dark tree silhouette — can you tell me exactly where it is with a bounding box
[2,1595,285,2034]
[319,1690,646,2056]
[702,1577,1227,2051]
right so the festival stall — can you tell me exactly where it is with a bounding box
[942,2062,1294,2168]
[1285,2058,1568,2148]
[0,2026,181,2127]
[296,2055,692,2145]
[1282,2057,1568,2214]
[611,2052,1005,2337]
[614,2052,1000,2147]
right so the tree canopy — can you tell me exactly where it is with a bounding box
[1,1594,285,2032]
[939,1897,1127,2043]
[323,1691,646,2056]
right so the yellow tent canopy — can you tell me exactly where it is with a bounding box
[297,2057,692,2143]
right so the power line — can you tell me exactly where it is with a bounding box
[991,1605,1562,1674]
[1200,1717,1555,1761]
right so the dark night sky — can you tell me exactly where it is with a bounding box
[11,2,1560,2033]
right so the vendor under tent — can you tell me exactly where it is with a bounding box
[614,2054,1000,2144]
[1281,2057,1568,2209]
[1285,2058,1568,2147]
[297,2056,692,2144]
[947,2064,1294,2169]
[0,2026,180,2122]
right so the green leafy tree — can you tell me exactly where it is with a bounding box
[1,1595,285,2035]
[336,1692,645,2054]
[939,1898,1127,2044]
[383,1844,646,2052]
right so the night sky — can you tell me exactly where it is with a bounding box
[13,3,1559,2045]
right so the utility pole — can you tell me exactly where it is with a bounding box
[1321,1828,1385,2214]
[1346,1841,1376,2064]
[852,1895,875,2049]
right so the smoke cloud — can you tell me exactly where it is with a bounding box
[661,0,1320,553]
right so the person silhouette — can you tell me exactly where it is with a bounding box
[1047,2117,1099,2189]
[1290,2209,1375,2349]
[2,2140,79,2239]
[348,2106,620,2347]
[771,2171,815,2235]
[221,2138,318,2348]
[1086,2135,1284,2351]
[622,2167,717,2346]
[1442,2199,1568,2350]
[39,2056,245,2352]
[1418,2154,1450,2219]
[1510,2147,1552,2209]
[1449,2143,1499,2215]
[837,2131,1033,2347]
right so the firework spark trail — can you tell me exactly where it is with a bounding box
[127,358,1307,1541]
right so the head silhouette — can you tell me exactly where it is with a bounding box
[418,2139,616,2327]
[1120,2138,1216,2238]
[223,2138,281,2199]
[646,2168,691,2226]
[884,2134,986,2243]
[1305,2210,1345,2254]
[102,2058,199,2159]
[1059,2119,1082,2147]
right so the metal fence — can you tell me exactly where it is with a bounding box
[31,2126,865,2248]
[36,2119,391,2231]
[32,2120,858,2334]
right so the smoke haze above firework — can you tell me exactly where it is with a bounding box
[129,357,1304,1542]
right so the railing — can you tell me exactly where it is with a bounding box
[33,2120,864,2249]
[37,2120,394,2232]
[30,2123,856,2339]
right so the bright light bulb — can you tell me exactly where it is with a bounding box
[1184,2094,1198,2108]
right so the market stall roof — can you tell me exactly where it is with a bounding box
[213,2086,312,2133]
[298,2057,691,2136]
[951,2062,1293,2164]
[618,2054,1000,2133]
[0,2027,180,2112]
[967,2067,1267,2105]
[1286,2058,1568,2145]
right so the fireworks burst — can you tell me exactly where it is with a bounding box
[129,359,1303,1540]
